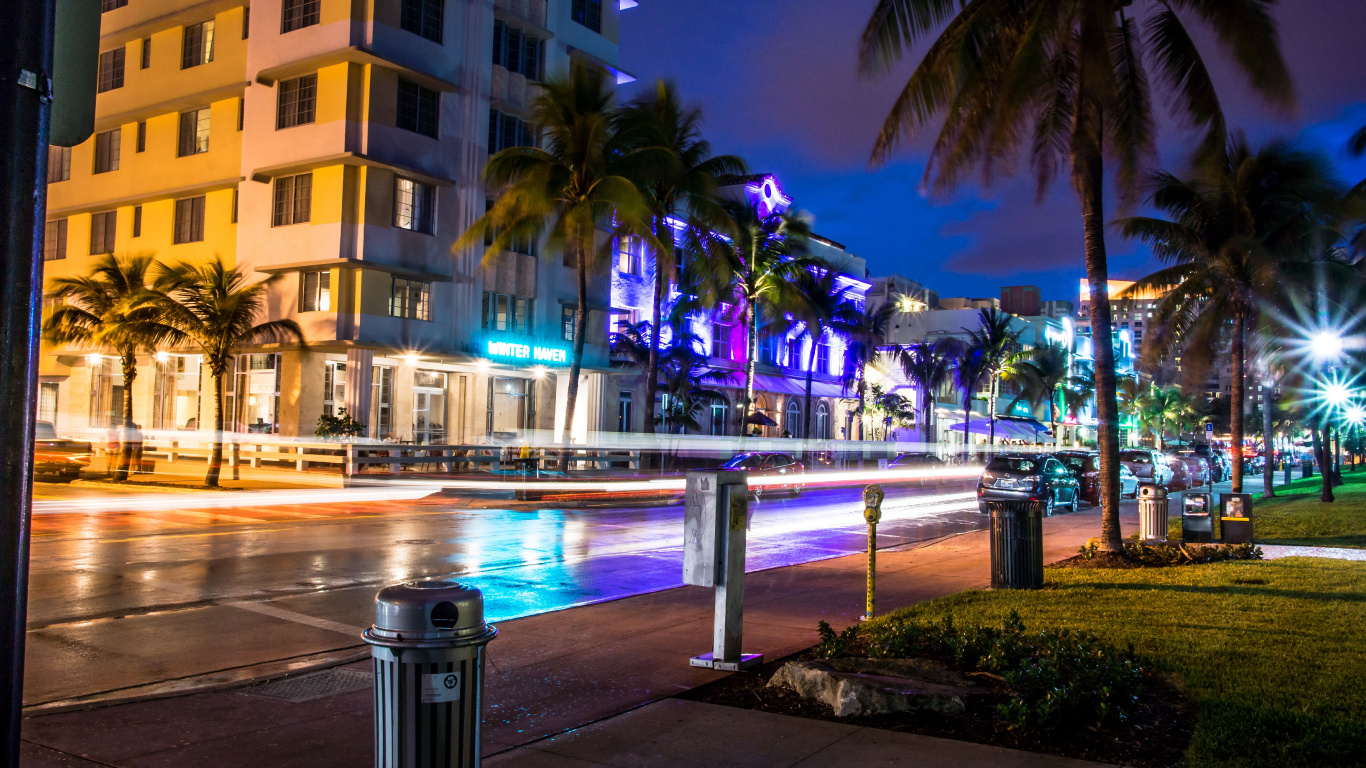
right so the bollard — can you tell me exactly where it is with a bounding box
[860,485,885,621]
[682,470,762,670]
[986,500,1044,589]
[1284,461,1291,487]
[365,581,498,768]
[1137,484,1169,541]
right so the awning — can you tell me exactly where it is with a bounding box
[711,371,850,399]
[950,418,1053,440]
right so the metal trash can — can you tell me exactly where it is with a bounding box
[987,500,1044,589]
[365,581,498,768]
[1137,484,1169,541]
[1182,492,1213,543]
[1220,493,1253,544]
[1302,459,1314,479]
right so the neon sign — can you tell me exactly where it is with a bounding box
[485,339,569,366]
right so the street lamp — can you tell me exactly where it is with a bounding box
[1311,330,1345,362]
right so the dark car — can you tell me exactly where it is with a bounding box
[1192,444,1228,482]
[1052,451,1139,504]
[34,421,92,481]
[1171,454,1210,489]
[977,454,1080,515]
[721,452,806,496]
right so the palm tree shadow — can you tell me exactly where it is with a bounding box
[1058,580,1366,604]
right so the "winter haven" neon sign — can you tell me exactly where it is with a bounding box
[485,339,569,365]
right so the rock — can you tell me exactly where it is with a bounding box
[767,658,982,717]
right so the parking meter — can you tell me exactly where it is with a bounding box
[860,485,885,620]
[863,484,885,524]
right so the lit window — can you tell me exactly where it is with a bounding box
[561,306,576,342]
[300,270,330,312]
[276,74,317,129]
[271,173,312,226]
[177,107,210,156]
[181,20,215,69]
[390,278,431,321]
[393,177,435,234]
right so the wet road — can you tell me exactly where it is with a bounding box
[24,481,983,705]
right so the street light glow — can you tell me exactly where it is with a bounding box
[1324,381,1352,408]
[1346,405,1366,426]
[1311,330,1344,361]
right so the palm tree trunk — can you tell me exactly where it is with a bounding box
[1262,377,1276,498]
[962,399,971,464]
[857,376,866,442]
[1229,313,1246,494]
[803,336,818,440]
[742,304,758,432]
[115,351,136,481]
[641,247,667,468]
[1333,426,1343,486]
[560,241,590,471]
[1316,426,1333,502]
[920,389,933,445]
[206,370,224,487]
[987,377,997,452]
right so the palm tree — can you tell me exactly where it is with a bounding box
[456,66,653,469]
[1135,384,1197,451]
[1116,136,1345,492]
[43,255,179,481]
[615,81,745,444]
[840,301,895,440]
[964,308,1022,450]
[898,339,956,446]
[1063,363,1097,447]
[1009,343,1071,449]
[154,259,303,487]
[788,267,861,440]
[859,0,1293,551]
[951,342,990,464]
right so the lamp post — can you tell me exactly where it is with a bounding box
[1308,329,1348,502]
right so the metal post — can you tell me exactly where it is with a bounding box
[859,485,883,621]
[684,470,761,671]
[1,0,55,761]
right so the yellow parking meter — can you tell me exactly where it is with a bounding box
[860,485,884,620]
[863,484,884,524]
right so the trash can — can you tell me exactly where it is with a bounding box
[1220,493,1253,544]
[365,581,498,768]
[1182,492,1213,543]
[1302,459,1314,479]
[1137,484,1169,542]
[987,500,1044,589]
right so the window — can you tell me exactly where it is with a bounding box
[571,0,601,32]
[322,361,346,416]
[300,270,330,312]
[182,20,215,69]
[276,74,317,128]
[241,6,250,38]
[271,173,312,225]
[816,339,830,374]
[132,205,142,237]
[38,382,59,426]
[93,128,120,173]
[480,292,531,334]
[389,278,431,320]
[396,79,439,138]
[618,392,633,433]
[371,366,393,439]
[173,196,205,243]
[44,219,67,261]
[281,0,320,32]
[97,48,125,93]
[47,146,71,182]
[561,306,576,342]
[101,0,127,10]
[140,37,151,68]
[178,107,210,155]
[135,121,146,152]
[231,188,238,222]
[712,320,730,358]
[237,97,244,130]
[393,177,435,234]
[492,21,543,78]
[90,211,117,255]
[401,0,443,43]
[487,109,534,153]
[616,237,641,275]
[482,198,538,255]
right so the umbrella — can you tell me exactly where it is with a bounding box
[745,411,777,427]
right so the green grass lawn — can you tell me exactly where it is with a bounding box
[874,559,1366,768]
[1166,471,1366,548]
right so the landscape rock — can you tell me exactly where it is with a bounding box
[767,657,983,717]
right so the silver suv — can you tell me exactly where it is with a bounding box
[1119,449,1174,487]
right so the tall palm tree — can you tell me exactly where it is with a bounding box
[840,301,895,440]
[952,343,990,464]
[788,267,861,440]
[1063,364,1096,447]
[615,81,745,443]
[44,255,179,481]
[1009,343,1071,449]
[456,66,653,469]
[859,0,1292,551]
[898,339,956,446]
[964,308,1022,450]
[154,259,303,487]
[1116,137,1344,492]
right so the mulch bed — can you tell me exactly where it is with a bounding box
[1050,551,1156,569]
[678,649,1191,768]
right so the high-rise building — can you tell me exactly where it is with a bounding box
[999,285,1040,316]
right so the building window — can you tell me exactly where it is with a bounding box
[400,0,443,43]
[44,219,67,261]
[571,0,601,32]
[135,121,146,152]
[101,0,127,11]
[132,205,142,237]
[816,339,830,374]
[322,361,345,416]
[480,292,531,334]
[618,391,633,433]
[393,177,435,234]
[712,320,731,359]
[709,398,728,437]
[181,20,215,69]
[178,107,210,156]
[616,237,641,275]
[173,196,206,243]
[237,97,244,130]
[97,48,125,93]
[38,382,59,426]
[276,74,317,129]
[280,0,319,32]
[492,20,543,78]
[299,270,330,312]
[785,399,801,438]
[396,79,439,138]
[140,37,151,68]
[487,109,534,153]
[371,366,394,439]
[561,306,576,342]
[271,173,312,226]
[231,188,238,222]
[93,128,120,174]
[242,6,250,37]
[47,146,71,182]
[390,278,431,321]
[90,211,117,255]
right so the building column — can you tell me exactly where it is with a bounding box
[345,348,374,427]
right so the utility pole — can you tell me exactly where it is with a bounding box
[1,0,56,762]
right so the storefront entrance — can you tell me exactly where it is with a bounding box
[488,376,533,438]
[413,370,447,445]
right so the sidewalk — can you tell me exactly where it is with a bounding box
[20,508,1126,768]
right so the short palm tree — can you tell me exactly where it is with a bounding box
[859,0,1293,550]
[964,308,1022,449]
[1008,343,1071,448]
[840,301,895,440]
[952,343,990,464]
[456,66,653,468]
[43,254,179,480]
[154,259,303,487]
[1135,384,1197,451]
[898,339,956,445]
[788,267,861,440]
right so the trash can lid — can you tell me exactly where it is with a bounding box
[368,580,492,644]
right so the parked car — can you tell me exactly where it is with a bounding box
[1192,443,1227,482]
[34,421,92,482]
[1052,451,1139,504]
[721,452,806,496]
[1119,449,1174,487]
[1247,454,1266,475]
[889,452,946,468]
[977,454,1080,515]
[1169,454,1210,489]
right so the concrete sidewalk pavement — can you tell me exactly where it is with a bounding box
[21,507,1127,768]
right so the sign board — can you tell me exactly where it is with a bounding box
[485,338,569,366]
[877,458,889,470]
[420,671,461,703]
[1205,422,1214,435]
[682,470,747,587]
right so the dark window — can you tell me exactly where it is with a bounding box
[181,20,215,69]
[276,74,317,129]
[132,205,142,237]
[177,107,210,156]
[135,121,146,152]
[93,129,120,173]
[90,211,117,255]
[140,37,151,68]
[480,292,531,334]
[487,109,534,153]
[492,21,542,78]
[231,188,238,222]
[393,177,435,234]
[173,196,206,243]
[237,97,244,130]
[561,306,576,342]
[400,0,443,43]
[390,278,431,320]
[271,173,312,226]
[101,0,127,11]
[571,0,601,32]
[47,146,71,183]
[300,270,330,312]
[97,48,125,93]
[396,79,439,138]
[44,219,68,261]
[280,0,320,32]
[241,6,250,38]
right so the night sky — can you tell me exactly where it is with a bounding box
[618,1,1366,305]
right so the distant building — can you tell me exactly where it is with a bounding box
[937,296,999,311]
[1000,285,1041,316]
[1041,300,1074,319]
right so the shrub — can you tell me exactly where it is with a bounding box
[316,408,366,439]
[1077,540,1263,565]
[816,611,1147,735]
